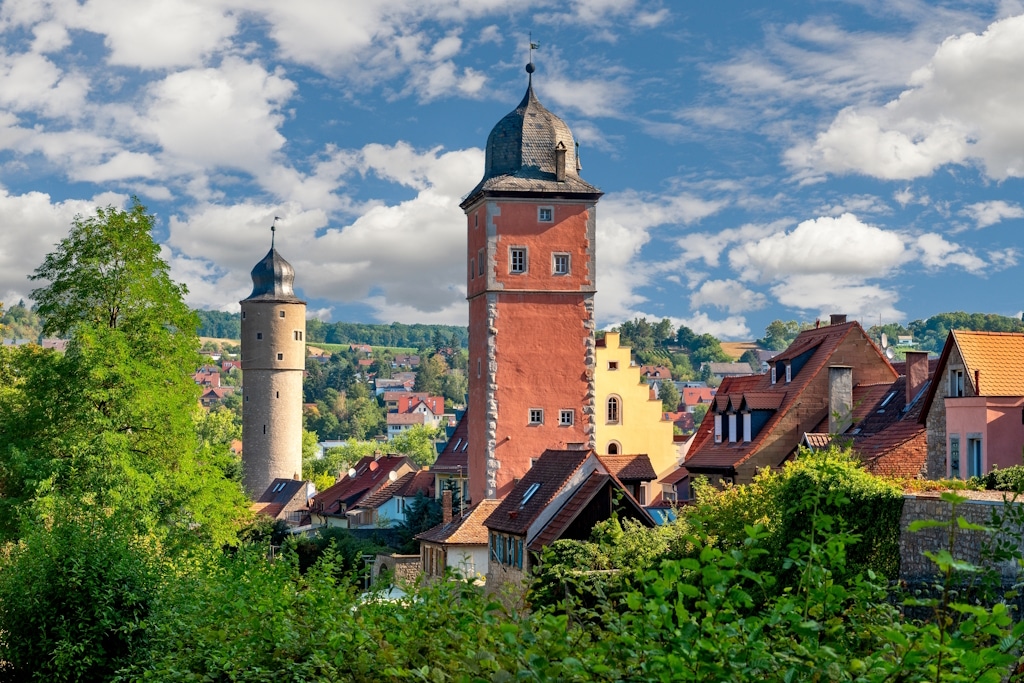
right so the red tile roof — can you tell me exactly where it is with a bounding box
[854,421,927,477]
[415,499,502,545]
[311,455,410,515]
[686,321,896,474]
[659,466,690,486]
[598,454,657,481]
[681,387,716,407]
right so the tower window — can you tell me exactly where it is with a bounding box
[277,353,283,360]
[538,206,553,222]
[559,409,574,426]
[552,253,570,275]
[469,259,474,279]
[263,425,266,434]
[606,396,620,424]
[477,359,482,378]
[279,310,285,318]
[478,248,485,276]
[607,441,620,455]
[529,408,544,425]
[510,247,526,274]
[256,332,263,340]
[276,391,279,398]
[608,361,618,370]
[242,311,246,319]
[294,331,303,341]
[475,213,479,228]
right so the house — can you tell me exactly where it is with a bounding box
[801,352,934,478]
[658,466,692,505]
[918,331,1024,479]
[383,391,429,411]
[251,478,316,526]
[386,401,443,439]
[638,365,673,382]
[897,335,915,347]
[221,359,242,372]
[483,449,655,592]
[392,354,421,369]
[349,343,373,355]
[199,386,234,407]
[683,316,898,485]
[40,338,68,352]
[395,394,444,416]
[417,494,500,581]
[375,375,417,396]
[663,411,696,434]
[680,386,717,413]
[308,455,416,528]
[595,331,680,480]
[346,469,435,529]
[193,370,220,388]
[597,454,657,506]
[704,362,757,382]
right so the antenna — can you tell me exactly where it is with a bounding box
[880,333,889,349]
[270,216,281,248]
[347,467,357,479]
[388,470,398,483]
[885,346,896,360]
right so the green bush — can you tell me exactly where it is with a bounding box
[0,509,159,682]
[981,465,1024,493]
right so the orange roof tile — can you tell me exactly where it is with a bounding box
[416,499,502,545]
[953,330,1024,396]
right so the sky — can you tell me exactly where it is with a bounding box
[1,0,1022,341]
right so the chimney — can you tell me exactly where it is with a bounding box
[555,142,567,181]
[905,351,929,405]
[828,366,854,434]
[442,489,453,524]
[830,314,847,326]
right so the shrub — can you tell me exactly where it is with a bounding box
[0,508,159,681]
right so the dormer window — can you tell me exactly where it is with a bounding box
[770,366,777,384]
[714,414,723,443]
[728,414,737,443]
[785,364,792,383]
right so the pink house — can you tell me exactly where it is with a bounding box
[920,330,1024,479]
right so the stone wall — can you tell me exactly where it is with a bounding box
[372,553,421,588]
[899,491,1024,584]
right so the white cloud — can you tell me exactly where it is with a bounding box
[914,233,987,273]
[960,199,1024,228]
[166,142,483,323]
[596,190,725,323]
[790,14,1024,181]
[537,74,631,118]
[689,279,767,314]
[675,311,751,340]
[0,190,128,307]
[770,275,904,322]
[0,50,89,118]
[137,57,295,174]
[730,213,907,281]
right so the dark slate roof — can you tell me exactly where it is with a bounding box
[598,454,657,482]
[461,73,601,206]
[243,247,304,303]
[432,411,469,473]
[484,449,591,536]
[251,478,309,518]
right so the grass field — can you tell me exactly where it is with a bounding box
[720,341,759,360]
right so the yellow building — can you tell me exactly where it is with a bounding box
[594,331,680,482]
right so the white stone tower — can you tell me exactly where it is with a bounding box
[240,227,306,498]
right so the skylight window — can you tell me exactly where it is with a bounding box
[520,482,541,508]
[879,392,896,408]
[453,438,462,450]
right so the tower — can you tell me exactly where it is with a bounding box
[461,63,602,502]
[240,229,306,498]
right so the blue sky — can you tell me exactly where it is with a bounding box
[1,0,1022,340]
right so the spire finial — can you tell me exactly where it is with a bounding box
[271,216,280,248]
[527,33,538,85]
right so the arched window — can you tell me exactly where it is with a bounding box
[607,441,620,455]
[607,396,621,424]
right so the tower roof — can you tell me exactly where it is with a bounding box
[462,64,600,206]
[242,246,304,303]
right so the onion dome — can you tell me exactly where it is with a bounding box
[462,63,600,206]
[243,247,304,303]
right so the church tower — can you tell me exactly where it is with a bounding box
[461,63,602,502]
[240,229,306,498]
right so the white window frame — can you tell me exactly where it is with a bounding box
[770,366,776,384]
[510,247,527,274]
[538,206,554,222]
[559,409,574,426]
[552,252,570,275]
[742,412,752,442]
[728,413,737,443]
[785,364,792,383]
[529,408,544,425]
[950,368,965,397]
[714,414,723,443]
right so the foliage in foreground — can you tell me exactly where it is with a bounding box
[124,488,1024,682]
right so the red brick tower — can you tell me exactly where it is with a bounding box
[461,63,602,502]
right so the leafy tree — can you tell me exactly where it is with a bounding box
[757,319,813,351]
[413,353,447,395]
[692,402,710,426]
[689,334,730,366]
[304,441,380,482]
[740,348,762,373]
[396,491,443,553]
[195,309,240,339]
[658,379,680,411]
[0,200,247,544]
[0,300,43,340]
[389,424,443,466]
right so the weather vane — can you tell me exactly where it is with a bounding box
[271,216,281,248]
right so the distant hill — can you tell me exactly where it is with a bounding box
[194,309,468,349]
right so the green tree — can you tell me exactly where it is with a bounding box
[692,402,710,426]
[389,424,443,466]
[658,379,680,412]
[740,348,762,373]
[413,353,447,395]
[758,319,805,351]
[0,200,247,544]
